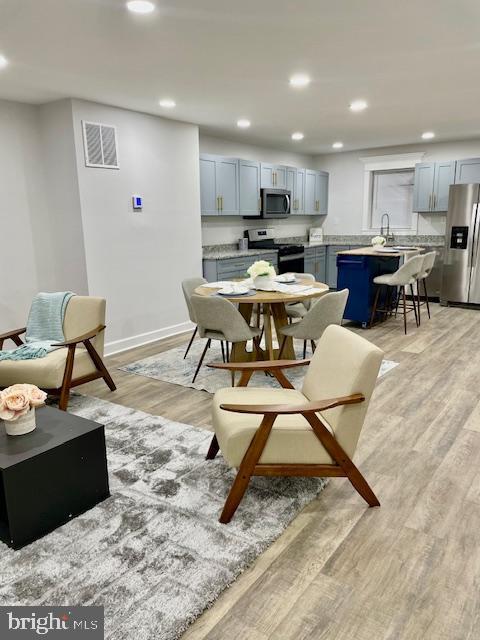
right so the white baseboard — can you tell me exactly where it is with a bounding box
[104,321,195,356]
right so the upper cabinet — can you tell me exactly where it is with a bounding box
[199,154,239,215]
[239,159,261,216]
[413,161,456,213]
[455,158,480,184]
[286,167,305,214]
[199,153,329,217]
[260,163,287,189]
[305,170,329,215]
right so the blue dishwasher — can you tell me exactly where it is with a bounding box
[337,254,400,327]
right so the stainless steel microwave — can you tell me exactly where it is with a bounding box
[244,188,291,219]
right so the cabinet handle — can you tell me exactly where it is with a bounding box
[221,196,223,211]
[428,194,431,210]
[273,171,276,186]
[433,193,436,209]
[216,196,220,211]
[258,197,261,212]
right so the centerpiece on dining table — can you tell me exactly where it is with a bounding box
[247,260,277,291]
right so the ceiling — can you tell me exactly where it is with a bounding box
[1,0,480,153]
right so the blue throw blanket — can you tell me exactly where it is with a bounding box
[0,292,75,361]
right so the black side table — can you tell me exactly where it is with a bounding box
[0,405,109,549]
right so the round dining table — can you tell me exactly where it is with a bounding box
[194,278,329,362]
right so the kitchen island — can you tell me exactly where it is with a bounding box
[337,246,421,327]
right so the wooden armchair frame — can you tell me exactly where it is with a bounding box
[0,325,116,411]
[206,359,379,523]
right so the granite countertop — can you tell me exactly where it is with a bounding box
[203,235,445,260]
[203,247,278,260]
[338,246,423,257]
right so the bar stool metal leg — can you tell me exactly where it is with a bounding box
[423,278,431,318]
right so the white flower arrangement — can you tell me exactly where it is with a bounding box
[247,260,276,280]
[371,235,386,247]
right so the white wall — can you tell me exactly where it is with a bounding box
[71,100,202,353]
[199,134,322,245]
[315,139,480,237]
[0,101,44,331]
[38,100,89,295]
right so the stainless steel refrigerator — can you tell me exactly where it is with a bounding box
[441,183,480,305]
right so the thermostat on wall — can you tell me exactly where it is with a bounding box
[132,195,142,211]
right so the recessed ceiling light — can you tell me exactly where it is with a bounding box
[349,99,368,112]
[422,131,435,140]
[289,74,311,88]
[291,132,304,141]
[332,142,344,149]
[0,55,8,69]
[237,119,251,129]
[126,1,155,14]
[159,99,176,108]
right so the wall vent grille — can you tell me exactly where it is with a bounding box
[82,121,119,169]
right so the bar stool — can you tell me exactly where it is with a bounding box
[416,251,436,321]
[370,254,424,334]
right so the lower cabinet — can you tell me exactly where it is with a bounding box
[203,253,278,282]
[304,247,327,282]
[326,246,350,288]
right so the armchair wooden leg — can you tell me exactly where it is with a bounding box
[220,415,276,523]
[344,464,380,507]
[59,345,76,411]
[206,434,220,460]
[84,339,116,391]
[192,339,210,383]
[184,326,198,359]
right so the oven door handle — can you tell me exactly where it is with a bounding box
[279,253,305,262]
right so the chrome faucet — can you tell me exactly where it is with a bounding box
[380,213,394,244]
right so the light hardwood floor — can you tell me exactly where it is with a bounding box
[83,303,480,640]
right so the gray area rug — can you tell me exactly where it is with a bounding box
[120,338,399,394]
[0,395,327,640]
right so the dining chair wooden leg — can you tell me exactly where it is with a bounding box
[423,278,431,318]
[369,285,381,328]
[183,326,198,359]
[192,339,210,383]
[409,284,419,327]
[310,340,316,354]
[402,286,408,334]
[278,335,287,359]
[206,434,220,460]
[303,340,307,359]
[219,415,276,523]
[220,340,226,363]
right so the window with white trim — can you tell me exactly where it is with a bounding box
[370,169,414,230]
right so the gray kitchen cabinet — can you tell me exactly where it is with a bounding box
[260,163,287,189]
[199,155,218,215]
[315,247,327,282]
[304,247,316,276]
[287,167,305,214]
[413,161,455,212]
[199,154,239,215]
[455,158,480,184]
[203,252,278,282]
[433,161,456,211]
[239,159,261,216]
[326,245,350,289]
[305,169,329,215]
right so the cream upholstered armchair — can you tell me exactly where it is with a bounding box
[206,324,384,523]
[0,296,115,410]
